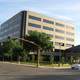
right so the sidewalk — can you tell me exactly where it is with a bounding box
[39,66,71,69]
[0,61,71,69]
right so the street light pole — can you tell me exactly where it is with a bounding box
[58,43,64,66]
[37,48,40,68]
[52,47,55,64]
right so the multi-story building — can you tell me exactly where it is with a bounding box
[0,10,75,51]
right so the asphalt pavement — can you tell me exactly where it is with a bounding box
[0,62,80,80]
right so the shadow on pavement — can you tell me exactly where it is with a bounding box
[13,75,80,80]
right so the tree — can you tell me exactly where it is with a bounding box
[24,31,54,66]
[2,37,27,62]
[0,44,4,61]
[12,46,23,63]
[11,38,28,63]
[26,31,53,51]
[2,37,14,61]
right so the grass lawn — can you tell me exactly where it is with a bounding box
[20,61,71,67]
[1,61,71,68]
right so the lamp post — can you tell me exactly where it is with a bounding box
[37,48,40,68]
[50,46,55,65]
[58,43,64,66]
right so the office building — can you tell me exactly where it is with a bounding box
[0,11,75,50]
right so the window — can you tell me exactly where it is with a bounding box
[55,29,64,33]
[66,25,74,30]
[43,26,54,31]
[55,42,60,46]
[55,42,64,46]
[71,27,74,30]
[66,32,74,36]
[66,44,73,47]
[55,35,64,40]
[66,38,74,41]
[43,19,54,24]
[29,15,41,21]
[56,22,64,27]
[28,23,41,28]
[47,34,53,37]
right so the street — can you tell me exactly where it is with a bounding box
[0,62,80,80]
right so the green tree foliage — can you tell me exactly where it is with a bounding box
[1,37,27,62]
[0,44,4,58]
[26,31,53,51]
[2,37,13,57]
[12,46,23,62]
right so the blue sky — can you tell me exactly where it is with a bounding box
[0,0,80,45]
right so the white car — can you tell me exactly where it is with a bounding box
[71,64,80,70]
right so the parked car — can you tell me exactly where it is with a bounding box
[71,64,80,70]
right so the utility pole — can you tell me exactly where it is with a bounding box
[37,48,40,68]
[58,43,64,67]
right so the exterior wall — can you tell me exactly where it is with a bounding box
[0,10,75,50]
[0,12,23,42]
[26,11,75,50]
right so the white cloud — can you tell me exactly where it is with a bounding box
[65,3,80,12]
[54,15,73,21]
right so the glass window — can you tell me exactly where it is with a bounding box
[43,19,54,24]
[29,15,41,21]
[66,32,74,36]
[66,44,73,47]
[55,42,60,46]
[71,27,74,30]
[47,34,53,37]
[66,26,74,30]
[55,29,64,33]
[43,26,54,31]
[55,35,64,40]
[55,42,64,46]
[56,22,64,27]
[28,23,41,28]
[66,38,74,41]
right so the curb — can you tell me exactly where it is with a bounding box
[0,62,71,69]
[38,66,71,69]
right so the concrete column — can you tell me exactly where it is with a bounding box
[37,48,40,68]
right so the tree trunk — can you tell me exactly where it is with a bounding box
[18,56,20,64]
[32,54,35,63]
[3,56,4,62]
